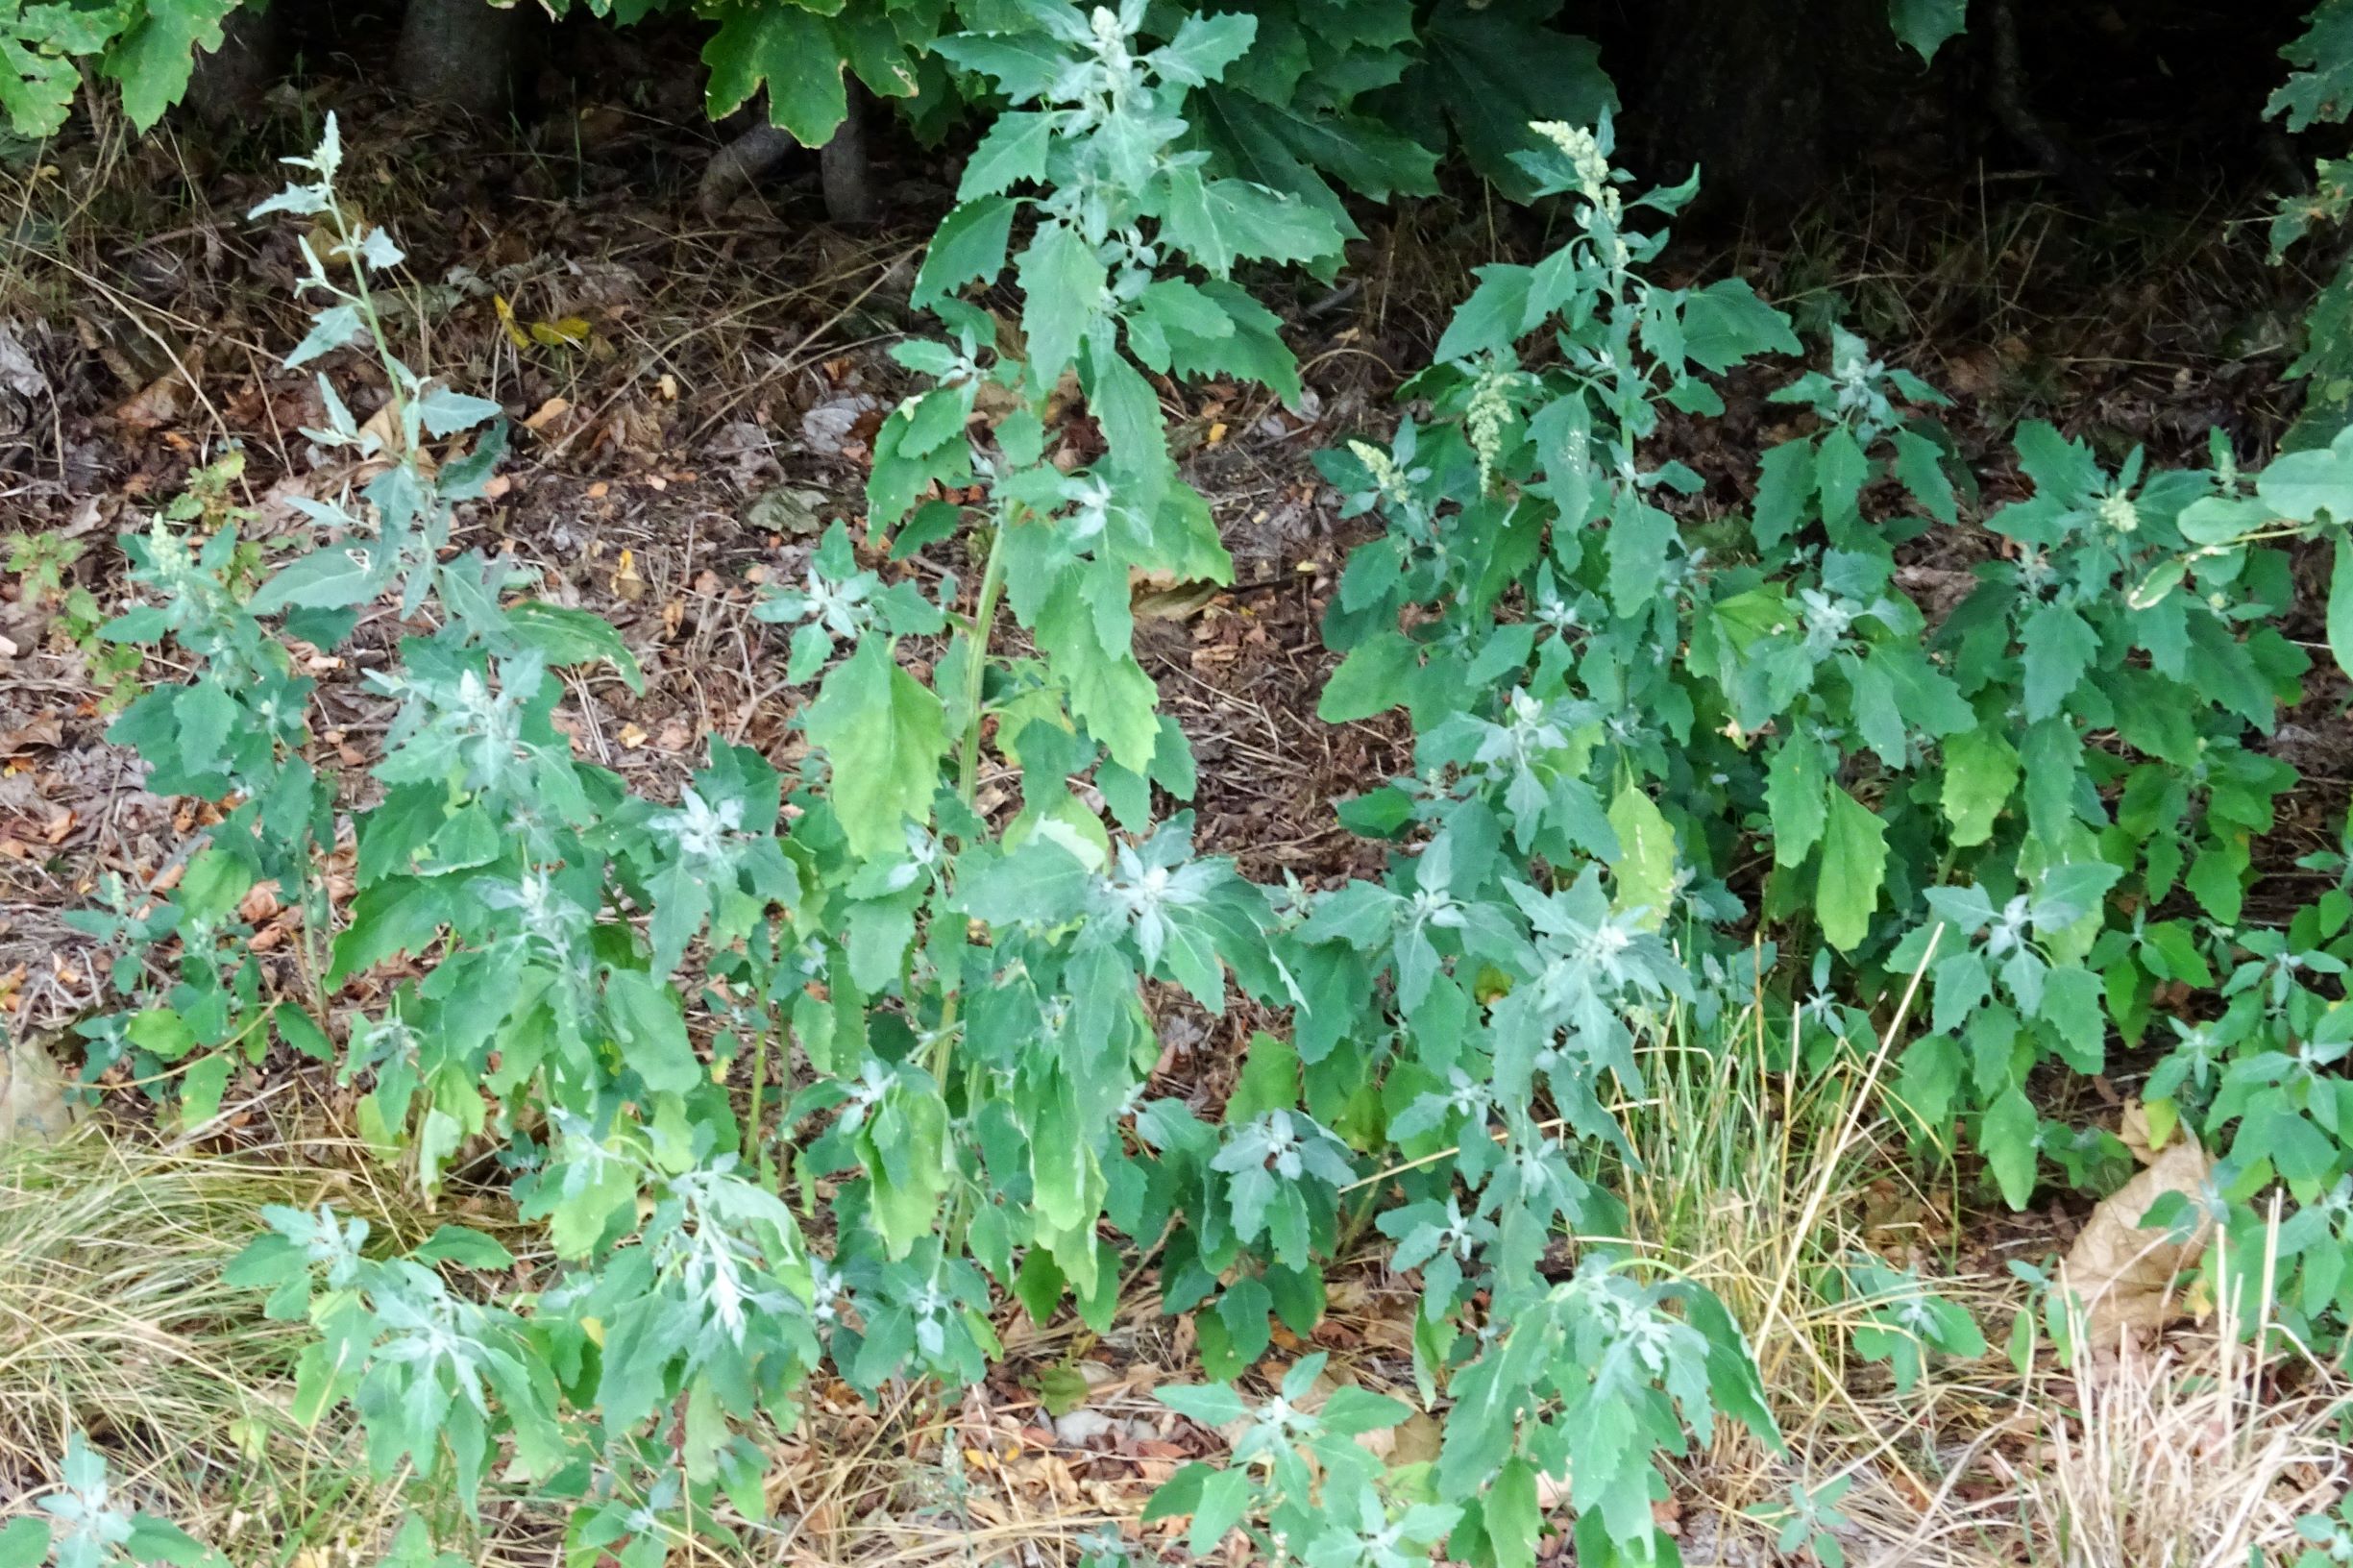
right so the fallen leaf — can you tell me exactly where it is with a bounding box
[523,396,574,433]
[610,549,647,601]
[115,371,191,429]
[618,723,650,749]
[2063,1105,2214,1342]
[0,715,62,755]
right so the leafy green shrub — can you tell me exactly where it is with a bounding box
[63,5,2353,1568]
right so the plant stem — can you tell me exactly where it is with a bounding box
[748,1012,772,1188]
[957,524,1008,807]
[933,525,1008,1090]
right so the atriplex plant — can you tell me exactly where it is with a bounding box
[0,1433,225,1568]
[58,11,2353,1568]
[81,10,1773,1563]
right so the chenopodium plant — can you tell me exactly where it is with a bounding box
[1314,106,2353,1392]
[1168,116,1796,1568]
[0,1431,228,1568]
[83,118,818,1556]
[788,0,1348,1368]
[149,9,1358,1558]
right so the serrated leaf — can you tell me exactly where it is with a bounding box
[1414,0,1615,199]
[1981,1088,2039,1209]
[1016,221,1106,380]
[914,196,1017,306]
[1677,278,1800,374]
[2020,601,2097,721]
[605,968,699,1095]
[1152,12,1255,85]
[1606,782,1678,931]
[1160,168,1341,277]
[1752,438,1815,551]
[502,600,646,692]
[1939,726,2018,846]
[803,638,946,859]
[104,0,236,130]
[1765,736,1829,867]
[703,2,848,146]
[959,110,1055,199]
[1818,789,1889,953]
[411,1225,517,1269]
[1318,632,1419,722]
[249,543,383,615]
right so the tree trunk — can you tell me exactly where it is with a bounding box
[699,119,797,218]
[820,81,876,223]
[396,0,524,116]
[697,81,879,223]
[185,4,285,126]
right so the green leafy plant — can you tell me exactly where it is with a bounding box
[1746,1474,1854,1568]
[0,0,241,135]
[68,7,2353,1567]
[0,1432,226,1568]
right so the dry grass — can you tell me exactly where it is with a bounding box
[0,1127,556,1564]
[2002,1222,2350,1568]
[1608,997,2018,1567]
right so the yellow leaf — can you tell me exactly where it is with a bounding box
[492,294,530,351]
[529,315,595,348]
[579,1315,605,1346]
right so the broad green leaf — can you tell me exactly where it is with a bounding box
[914,196,1017,306]
[1939,726,2018,846]
[1486,1457,1542,1568]
[1160,168,1342,276]
[1752,438,1815,551]
[1016,221,1106,380]
[2331,532,2353,680]
[959,110,1056,198]
[411,1225,517,1269]
[1413,0,1615,198]
[178,1052,232,1129]
[803,638,947,859]
[1888,0,1969,61]
[1152,12,1256,85]
[0,1518,51,1568]
[1981,1088,2039,1209]
[249,543,383,614]
[1764,736,1829,867]
[2020,601,2097,721]
[1818,789,1889,953]
[1318,631,1419,723]
[2254,424,2353,519]
[703,2,848,146]
[1194,88,1440,208]
[1189,1466,1253,1557]
[104,0,236,130]
[605,969,700,1095]
[1677,278,1800,374]
[1606,782,1679,931]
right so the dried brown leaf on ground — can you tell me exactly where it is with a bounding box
[0,1029,75,1143]
[2062,1103,2213,1345]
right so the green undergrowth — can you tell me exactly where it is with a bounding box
[12,2,2353,1566]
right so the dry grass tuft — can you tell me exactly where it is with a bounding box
[0,1127,526,1563]
[2003,1230,2350,1568]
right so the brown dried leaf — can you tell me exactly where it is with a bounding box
[2064,1112,2214,1343]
